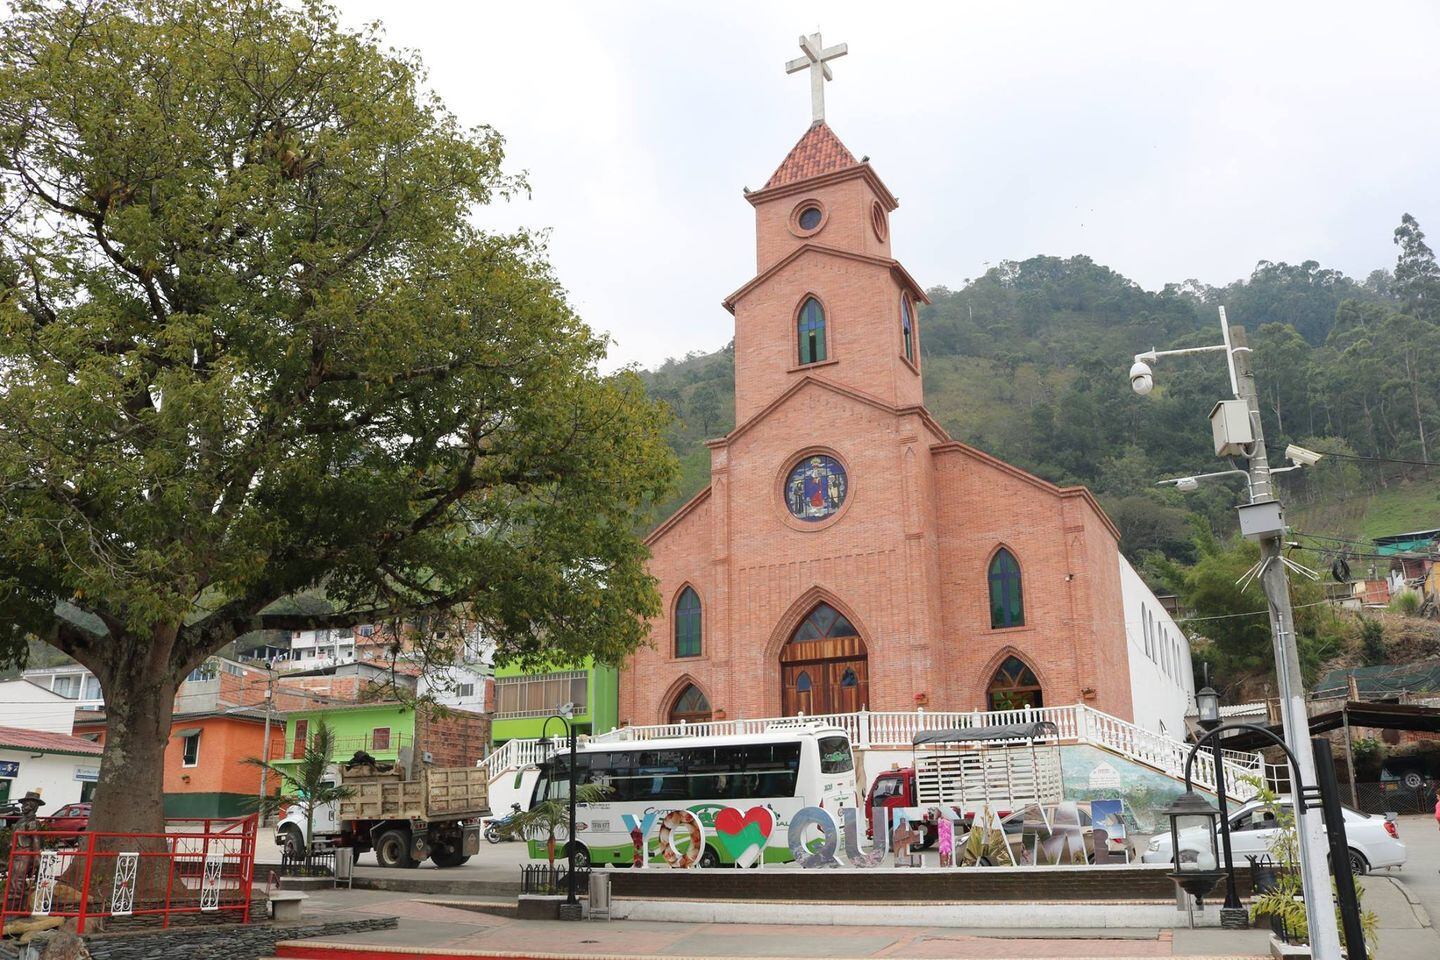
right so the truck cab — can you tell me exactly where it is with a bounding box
[864,767,937,847]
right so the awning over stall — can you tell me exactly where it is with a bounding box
[912,720,1059,746]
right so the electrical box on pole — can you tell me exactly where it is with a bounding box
[1209,400,1254,457]
[1237,501,1285,541]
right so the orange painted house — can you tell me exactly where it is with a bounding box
[75,709,285,817]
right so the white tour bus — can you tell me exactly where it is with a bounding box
[524,722,859,867]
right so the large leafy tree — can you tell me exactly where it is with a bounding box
[0,0,675,834]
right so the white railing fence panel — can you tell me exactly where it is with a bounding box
[479,702,1260,802]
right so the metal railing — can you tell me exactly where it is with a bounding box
[288,733,413,760]
[520,862,588,895]
[480,703,1262,801]
[276,845,334,877]
[0,815,257,933]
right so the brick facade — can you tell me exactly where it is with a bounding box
[618,122,1135,727]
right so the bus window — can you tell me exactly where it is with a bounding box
[633,749,688,801]
[818,736,853,774]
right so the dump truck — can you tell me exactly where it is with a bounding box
[276,757,490,868]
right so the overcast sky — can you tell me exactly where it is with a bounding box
[334,0,1440,370]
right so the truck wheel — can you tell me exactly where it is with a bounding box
[375,829,415,868]
[279,825,304,858]
[431,847,470,868]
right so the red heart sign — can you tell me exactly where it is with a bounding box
[714,805,774,838]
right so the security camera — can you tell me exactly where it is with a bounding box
[1175,477,1199,493]
[1285,444,1323,467]
[1129,359,1154,396]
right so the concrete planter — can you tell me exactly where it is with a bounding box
[1269,934,1311,958]
[517,894,563,921]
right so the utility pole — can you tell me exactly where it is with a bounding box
[258,672,275,809]
[1229,320,1342,960]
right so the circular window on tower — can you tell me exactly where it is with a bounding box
[789,200,828,238]
[871,201,889,241]
[784,454,848,522]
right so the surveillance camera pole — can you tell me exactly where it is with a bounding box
[1227,320,1341,960]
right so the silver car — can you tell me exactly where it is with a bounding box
[1141,796,1406,874]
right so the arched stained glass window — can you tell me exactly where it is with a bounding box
[840,668,858,688]
[988,548,1024,628]
[796,671,813,692]
[901,295,914,363]
[790,602,858,643]
[987,655,1043,711]
[797,297,827,365]
[670,684,712,724]
[674,587,701,658]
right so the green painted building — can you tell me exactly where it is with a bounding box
[276,702,419,770]
[491,659,618,745]
[276,700,491,771]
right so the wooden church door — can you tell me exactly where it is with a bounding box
[779,603,869,715]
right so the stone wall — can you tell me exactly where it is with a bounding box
[82,916,397,960]
[609,864,1254,902]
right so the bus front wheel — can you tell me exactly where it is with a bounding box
[564,843,591,870]
[698,845,720,869]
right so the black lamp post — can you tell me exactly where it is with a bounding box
[1194,684,1244,925]
[1179,723,1368,960]
[1163,789,1226,906]
[540,707,580,920]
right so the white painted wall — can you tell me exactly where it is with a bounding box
[1119,556,1194,738]
[20,666,103,709]
[0,681,77,734]
[419,662,490,713]
[0,748,93,808]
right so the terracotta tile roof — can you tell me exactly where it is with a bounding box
[764,121,860,189]
[0,724,103,755]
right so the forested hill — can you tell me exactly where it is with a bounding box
[637,214,1440,571]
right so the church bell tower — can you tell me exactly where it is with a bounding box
[724,33,929,424]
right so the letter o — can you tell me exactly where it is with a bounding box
[657,809,706,869]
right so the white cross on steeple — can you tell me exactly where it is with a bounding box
[785,32,848,124]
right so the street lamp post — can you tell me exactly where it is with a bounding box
[540,709,581,921]
[1129,307,1340,960]
[1194,684,1244,926]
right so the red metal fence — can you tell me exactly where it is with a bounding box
[0,815,257,933]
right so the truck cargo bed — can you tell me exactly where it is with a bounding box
[340,766,490,822]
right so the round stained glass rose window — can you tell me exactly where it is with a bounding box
[785,455,848,522]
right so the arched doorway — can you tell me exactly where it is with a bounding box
[780,602,869,715]
[669,684,712,724]
[986,655,1043,711]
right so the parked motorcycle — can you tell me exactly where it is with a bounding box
[484,803,523,844]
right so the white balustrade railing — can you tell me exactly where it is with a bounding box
[480,702,1260,802]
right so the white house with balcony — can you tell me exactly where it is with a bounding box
[21,664,104,710]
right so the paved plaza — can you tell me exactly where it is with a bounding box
[260,816,1440,960]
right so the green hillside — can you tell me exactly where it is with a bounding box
[638,216,1440,571]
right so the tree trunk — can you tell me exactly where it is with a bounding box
[90,631,180,836]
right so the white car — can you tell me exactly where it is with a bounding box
[1141,796,1406,874]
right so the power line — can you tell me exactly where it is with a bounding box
[1173,599,1333,624]
[1313,450,1440,468]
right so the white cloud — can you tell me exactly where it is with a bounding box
[334,0,1440,367]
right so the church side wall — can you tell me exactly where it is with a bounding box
[1068,495,1134,722]
[622,494,714,726]
[1119,556,1194,737]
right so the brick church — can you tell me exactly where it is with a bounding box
[618,47,1194,736]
